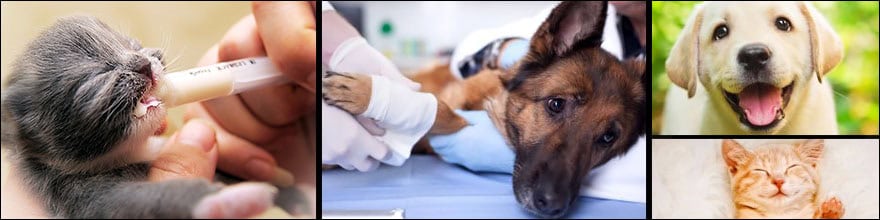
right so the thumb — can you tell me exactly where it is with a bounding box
[149,120,219,181]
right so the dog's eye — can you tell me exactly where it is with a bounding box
[713,24,729,41]
[546,98,566,114]
[596,130,616,145]
[775,17,792,31]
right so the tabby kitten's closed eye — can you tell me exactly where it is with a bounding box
[722,139,844,219]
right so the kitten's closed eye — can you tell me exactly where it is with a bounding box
[752,169,769,176]
[785,164,799,174]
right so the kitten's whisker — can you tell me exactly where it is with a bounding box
[164,54,184,72]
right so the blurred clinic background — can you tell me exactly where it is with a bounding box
[651,1,879,135]
[329,1,558,74]
[0,1,303,218]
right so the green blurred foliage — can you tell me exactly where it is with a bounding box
[651,1,879,134]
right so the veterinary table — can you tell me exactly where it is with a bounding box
[322,155,646,218]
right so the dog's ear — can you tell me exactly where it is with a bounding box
[623,59,646,104]
[505,1,607,90]
[529,1,607,58]
[665,3,704,98]
[623,58,648,135]
[799,2,843,83]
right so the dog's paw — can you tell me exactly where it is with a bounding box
[192,182,278,218]
[322,71,372,115]
[820,196,844,219]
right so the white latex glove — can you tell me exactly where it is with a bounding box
[321,9,419,90]
[327,37,420,90]
[321,8,430,168]
[429,110,514,173]
[321,101,390,172]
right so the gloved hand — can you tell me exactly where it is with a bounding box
[322,8,419,91]
[321,9,431,167]
[429,110,515,173]
[321,101,390,172]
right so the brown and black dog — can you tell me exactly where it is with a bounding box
[323,1,646,218]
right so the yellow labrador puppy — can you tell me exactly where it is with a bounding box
[661,1,842,134]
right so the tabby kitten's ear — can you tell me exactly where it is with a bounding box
[796,139,824,167]
[722,139,752,174]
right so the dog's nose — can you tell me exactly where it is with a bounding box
[534,191,567,217]
[737,43,772,71]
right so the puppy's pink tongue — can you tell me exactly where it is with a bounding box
[738,84,782,126]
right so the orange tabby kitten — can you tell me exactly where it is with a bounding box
[722,139,844,219]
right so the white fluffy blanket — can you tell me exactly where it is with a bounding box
[651,139,879,218]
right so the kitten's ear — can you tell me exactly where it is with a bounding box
[722,139,751,173]
[796,139,824,167]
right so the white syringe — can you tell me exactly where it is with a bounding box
[157,57,290,107]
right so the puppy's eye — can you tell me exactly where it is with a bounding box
[546,98,566,114]
[713,24,729,41]
[775,17,792,31]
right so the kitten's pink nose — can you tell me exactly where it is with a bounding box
[772,178,785,189]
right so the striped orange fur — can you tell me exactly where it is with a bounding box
[722,139,844,218]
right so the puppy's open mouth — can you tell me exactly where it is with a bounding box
[723,82,793,130]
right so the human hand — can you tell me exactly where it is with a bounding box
[429,110,515,173]
[321,101,391,171]
[321,7,434,169]
[185,1,316,185]
[321,10,419,90]
[0,120,265,219]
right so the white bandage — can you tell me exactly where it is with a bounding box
[361,75,437,166]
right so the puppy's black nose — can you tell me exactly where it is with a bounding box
[737,43,771,71]
[534,191,566,217]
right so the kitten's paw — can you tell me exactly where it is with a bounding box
[192,182,278,219]
[322,71,372,115]
[820,196,844,219]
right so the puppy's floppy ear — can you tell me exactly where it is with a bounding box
[799,2,843,83]
[665,3,704,98]
[529,1,607,58]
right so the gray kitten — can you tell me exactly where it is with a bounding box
[1,16,278,218]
